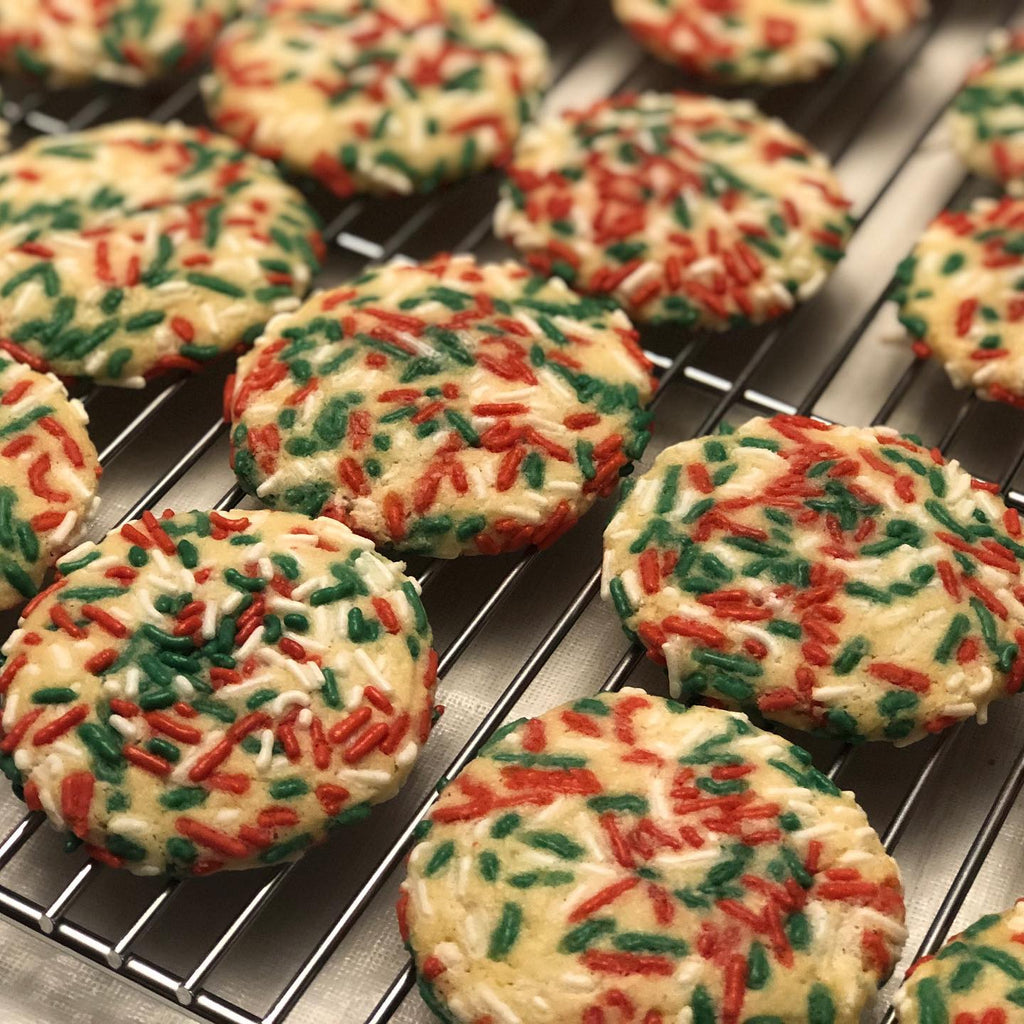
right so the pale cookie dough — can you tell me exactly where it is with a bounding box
[0,0,240,86]
[896,900,1024,1023]
[494,91,854,329]
[949,29,1024,183]
[0,120,323,386]
[202,0,549,196]
[610,0,928,85]
[602,415,1024,743]
[0,354,99,611]
[229,254,655,558]
[0,508,437,875]
[400,689,906,1024]
[894,196,1024,407]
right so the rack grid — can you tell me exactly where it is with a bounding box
[3,1,1024,1021]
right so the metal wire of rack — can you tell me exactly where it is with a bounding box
[2,1,1024,1022]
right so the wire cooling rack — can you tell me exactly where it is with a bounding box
[3,1,1024,1022]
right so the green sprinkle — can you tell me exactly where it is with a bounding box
[31,687,77,704]
[521,831,584,860]
[487,903,522,960]
[613,932,687,955]
[107,833,147,862]
[558,918,615,954]
[833,637,869,675]
[586,794,649,814]
[913,977,948,1024]
[491,813,520,839]
[807,984,835,1024]
[478,851,500,882]
[934,613,971,663]
[424,840,455,876]
[186,272,244,297]
[268,778,309,800]
[159,787,208,811]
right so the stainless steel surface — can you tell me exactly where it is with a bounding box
[2,3,1024,1022]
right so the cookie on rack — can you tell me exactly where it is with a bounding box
[0,354,100,611]
[400,688,907,1024]
[229,254,655,558]
[602,415,1024,743]
[895,900,1024,1022]
[0,120,322,387]
[948,29,1024,183]
[0,0,240,87]
[0,508,437,875]
[202,0,549,197]
[494,91,854,329]
[610,0,928,85]
[894,196,1024,408]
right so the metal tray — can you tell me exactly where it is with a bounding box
[2,1,1024,1021]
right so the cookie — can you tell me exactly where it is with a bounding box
[0,508,436,875]
[894,196,1024,407]
[602,415,1024,744]
[0,354,100,611]
[229,254,655,559]
[0,0,240,87]
[896,901,1024,1023]
[948,30,1024,183]
[0,120,323,387]
[610,0,927,85]
[202,0,549,197]
[494,92,854,329]
[399,689,906,1024]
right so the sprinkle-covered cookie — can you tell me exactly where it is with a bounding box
[894,196,1024,408]
[229,254,655,558]
[202,0,549,197]
[0,0,240,86]
[0,355,100,612]
[494,92,854,329]
[399,689,906,1024]
[0,508,436,875]
[610,0,927,85]
[0,120,323,387]
[896,901,1024,1023]
[949,30,1024,183]
[602,415,1024,744]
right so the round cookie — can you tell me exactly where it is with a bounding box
[609,0,927,85]
[494,92,854,329]
[202,0,549,197]
[0,0,240,87]
[229,254,655,559]
[894,196,1024,407]
[895,901,1024,1023]
[0,120,323,387]
[0,354,100,611]
[399,689,907,1024]
[0,508,436,875]
[602,415,1024,744]
[948,30,1024,183]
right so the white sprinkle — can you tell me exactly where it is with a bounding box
[108,714,140,742]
